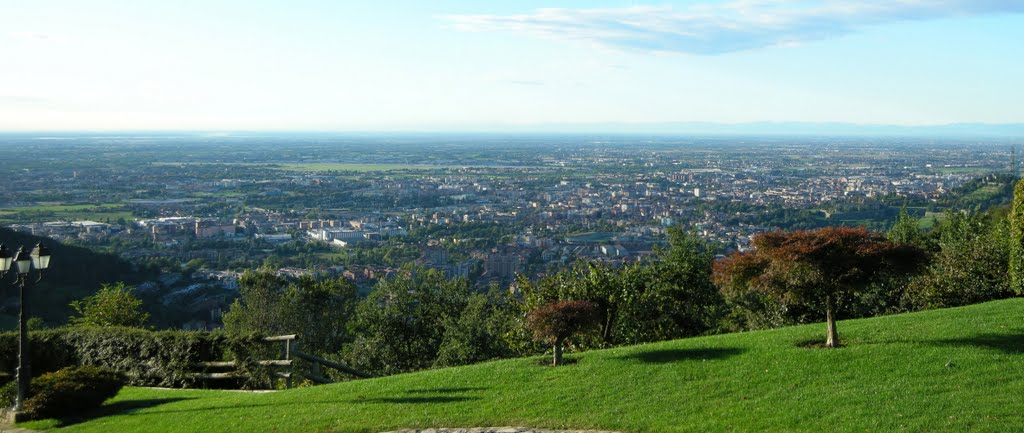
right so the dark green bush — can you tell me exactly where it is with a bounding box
[0,380,14,408]
[64,327,226,387]
[19,366,126,420]
[0,329,77,378]
[0,328,265,388]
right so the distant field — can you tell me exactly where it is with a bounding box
[22,299,1024,433]
[279,163,465,172]
[151,162,549,173]
[0,203,133,223]
[565,232,619,243]
[963,184,1003,202]
[932,167,997,174]
[918,211,947,230]
[2,203,122,212]
[153,162,462,172]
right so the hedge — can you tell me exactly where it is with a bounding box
[0,327,266,388]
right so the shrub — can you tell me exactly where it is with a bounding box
[18,366,126,420]
[0,380,14,409]
[904,210,1013,309]
[526,300,601,366]
[0,328,266,389]
[69,282,150,328]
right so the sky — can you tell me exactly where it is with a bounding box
[2,0,1024,132]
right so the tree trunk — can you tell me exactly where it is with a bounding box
[825,296,839,348]
[602,306,615,344]
[553,337,563,366]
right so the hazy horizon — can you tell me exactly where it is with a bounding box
[3,1,1023,131]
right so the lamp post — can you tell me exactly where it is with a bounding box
[0,243,50,411]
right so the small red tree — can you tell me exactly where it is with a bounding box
[713,227,925,348]
[526,300,601,366]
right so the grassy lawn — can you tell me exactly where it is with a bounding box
[21,299,1024,433]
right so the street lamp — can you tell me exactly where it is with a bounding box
[0,242,51,411]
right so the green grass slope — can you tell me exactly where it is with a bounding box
[23,299,1024,433]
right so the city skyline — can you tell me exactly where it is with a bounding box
[2,0,1023,132]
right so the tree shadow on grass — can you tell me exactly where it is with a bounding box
[796,339,845,349]
[405,387,488,394]
[620,347,745,363]
[933,331,1024,354]
[354,396,480,404]
[69,394,478,420]
[534,356,579,367]
[53,397,195,427]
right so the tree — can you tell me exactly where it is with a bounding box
[515,230,722,349]
[433,287,519,368]
[905,209,1013,309]
[1009,178,1024,295]
[526,300,600,366]
[651,227,726,335]
[69,282,150,328]
[342,268,471,375]
[888,204,923,247]
[223,268,358,358]
[713,227,925,348]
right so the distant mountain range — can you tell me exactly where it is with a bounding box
[3,122,1024,138]
[477,122,1024,137]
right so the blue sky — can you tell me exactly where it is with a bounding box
[2,0,1023,131]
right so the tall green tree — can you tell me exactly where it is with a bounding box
[906,209,1013,308]
[888,204,923,247]
[1009,178,1024,295]
[342,268,471,375]
[713,227,926,347]
[69,282,149,328]
[518,228,722,348]
[223,268,358,357]
[652,227,726,334]
[433,287,519,368]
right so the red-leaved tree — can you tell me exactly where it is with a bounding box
[526,300,601,366]
[713,227,925,347]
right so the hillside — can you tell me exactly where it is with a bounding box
[0,227,153,328]
[21,299,1024,433]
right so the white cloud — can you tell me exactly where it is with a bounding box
[0,95,50,106]
[11,32,53,40]
[9,31,70,43]
[442,0,1024,55]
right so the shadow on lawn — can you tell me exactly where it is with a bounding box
[933,331,1024,354]
[105,395,479,417]
[621,347,745,363]
[54,397,195,427]
[355,396,480,404]
[405,387,488,394]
